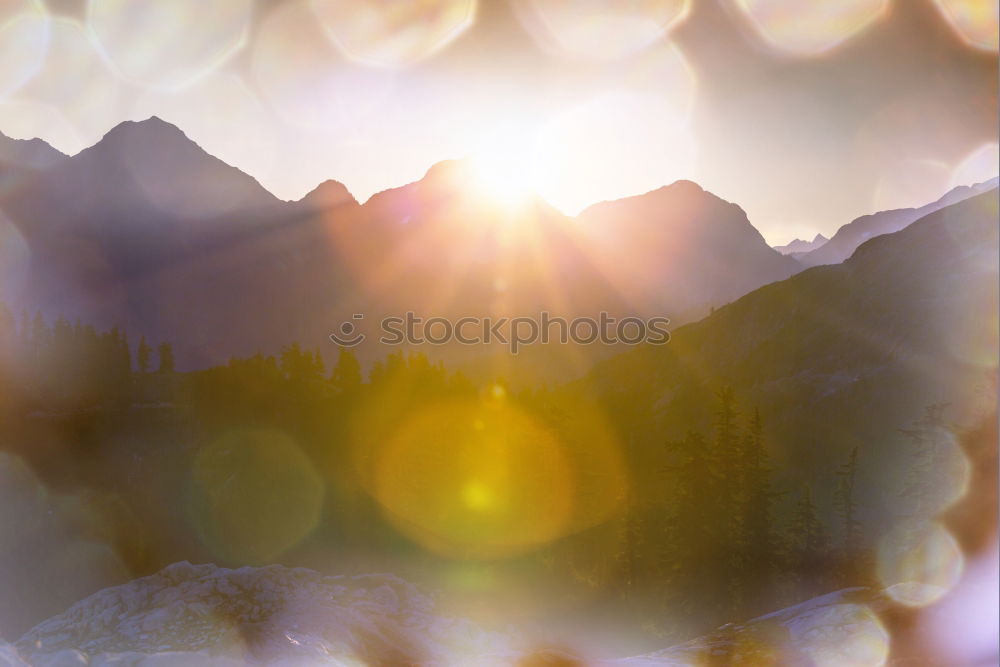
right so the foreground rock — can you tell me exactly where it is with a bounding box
[9,562,897,666]
[615,588,889,666]
[15,562,518,666]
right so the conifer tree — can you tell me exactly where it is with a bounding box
[331,347,362,395]
[834,446,861,556]
[157,342,175,373]
[137,336,151,374]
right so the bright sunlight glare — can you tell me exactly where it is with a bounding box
[469,133,539,211]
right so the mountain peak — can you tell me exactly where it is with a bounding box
[774,233,829,255]
[98,116,192,147]
[0,132,66,170]
[299,179,357,209]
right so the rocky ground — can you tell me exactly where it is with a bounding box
[0,561,904,666]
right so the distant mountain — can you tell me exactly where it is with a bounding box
[589,187,998,525]
[773,233,827,255]
[796,178,999,267]
[1,118,805,378]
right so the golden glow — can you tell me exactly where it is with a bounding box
[469,141,537,212]
[309,0,476,69]
[354,383,628,560]
[734,0,890,56]
[931,0,999,51]
[372,400,576,559]
[879,520,964,607]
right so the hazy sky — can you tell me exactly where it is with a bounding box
[2,0,997,243]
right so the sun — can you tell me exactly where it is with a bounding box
[468,135,538,211]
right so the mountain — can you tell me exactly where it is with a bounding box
[1,119,805,378]
[1,119,361,368]
[0,134,65,171]
[588,187,998,523]
[773,233,827,255]
[796,177,999,267]
[575,181,801,319]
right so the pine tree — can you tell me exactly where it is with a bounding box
[331,347,362,395]
[900,404,953,518]
[834,446,861,556]
[711,387,742,612]
[732,407,778,615]
[137,336,151,374]
[157,342,175,373]
[787,484,828,599]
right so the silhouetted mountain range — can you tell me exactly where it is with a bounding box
[0,117,802,375]
[773,233,827,255]
[795,178,999,267]
[589,187,998,525]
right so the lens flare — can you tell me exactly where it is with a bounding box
[372,400,576,559]
[16,18,118,148]
[0,0,49,98]
[950,142,1000,189]
[309,0,476,69]
[189,430,324,564]
[733,0,890,56]
[795,604,889,667]
[251,1,394,131]
[878,520,964,607]
[356,384,627,560]
[0,98,83,153]
[873,159,951,211]
[532,44,695,214]
[931,0,999,51]
[515,0,689,61]
[86,0,252,90]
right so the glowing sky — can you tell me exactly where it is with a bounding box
[1,0,997,243]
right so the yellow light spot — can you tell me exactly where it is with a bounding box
[362,397,627,560]
[462,480,496,512]
[490,384,507,400]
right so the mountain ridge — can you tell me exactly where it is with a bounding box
[796,177,999,267]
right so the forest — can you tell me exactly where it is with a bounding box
[1,305,975,642]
